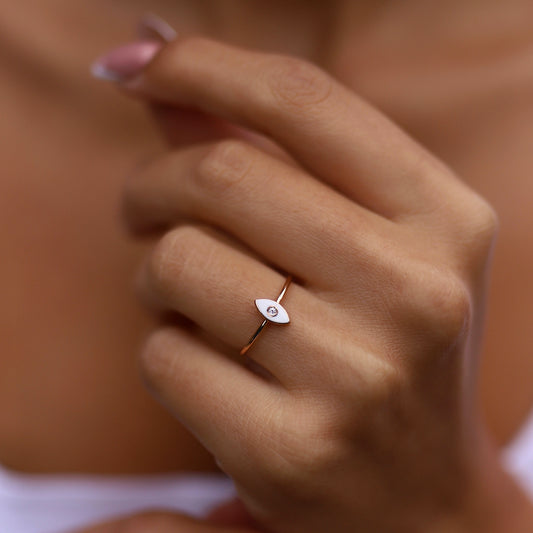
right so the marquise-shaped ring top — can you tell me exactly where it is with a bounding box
[255,299,290,324]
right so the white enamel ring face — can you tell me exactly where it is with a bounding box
[255,298,290,324]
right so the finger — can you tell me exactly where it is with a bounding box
[124,139,392,290]
[137,13,178,43]
[138,325,282,472]
[76,510,256,532]
[149,102,242,146]
[149,103,294,166]
[135,20,260,151]
[136,19,259,153]
[139,223,315,383]
[120,35,466,218]
[135,24,293,161]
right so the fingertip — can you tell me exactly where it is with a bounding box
[90,40,163,83]
[138,12,178,43]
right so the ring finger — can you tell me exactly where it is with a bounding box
[140,222,323,386]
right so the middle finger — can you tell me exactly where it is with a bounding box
[125,138,394,290]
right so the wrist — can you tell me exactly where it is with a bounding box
[437,484,533,533]
[429,438,533,533]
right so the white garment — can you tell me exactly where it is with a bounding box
[502,408,533,498]
[0,467,236,533]
[1,410,532,533]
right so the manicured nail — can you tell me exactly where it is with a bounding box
[90,40,162,82]
[137,13,177,42]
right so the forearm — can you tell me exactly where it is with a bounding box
[438,489,533,533]
[430,451,533,533]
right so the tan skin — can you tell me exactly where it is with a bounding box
[1,0,532,530]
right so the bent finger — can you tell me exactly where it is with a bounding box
[125,140,392,290]
[138,326,283,469]
[118,35,466,219]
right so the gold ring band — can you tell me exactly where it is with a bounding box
[240,274,293,356]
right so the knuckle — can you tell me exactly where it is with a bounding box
[445,196,500,274]
[403,265,472,354]
[195,139,253,197]
[258,409,342,496]
[421,270,472,349]
[138,328,177,392]
[147,225,201,295]
[464,197,499,247]
[265,56,334,112]
[369,360,407,397]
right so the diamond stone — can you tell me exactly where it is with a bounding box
[266,305,278,317]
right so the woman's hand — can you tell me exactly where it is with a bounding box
[93,35,532,532]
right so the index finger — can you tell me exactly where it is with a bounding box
[122,35,464,218]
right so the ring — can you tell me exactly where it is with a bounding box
[240,274,293,356]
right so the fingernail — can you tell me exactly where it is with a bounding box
[90,40,162,82]
[137,13,177,42]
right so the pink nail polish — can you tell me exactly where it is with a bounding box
[90,40,162,82]
[137,13,177,43]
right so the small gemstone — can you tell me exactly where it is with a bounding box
[266,305,278,317]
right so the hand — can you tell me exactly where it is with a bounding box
[98,35,532,532]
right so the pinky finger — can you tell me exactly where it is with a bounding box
[139,326,282,467]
